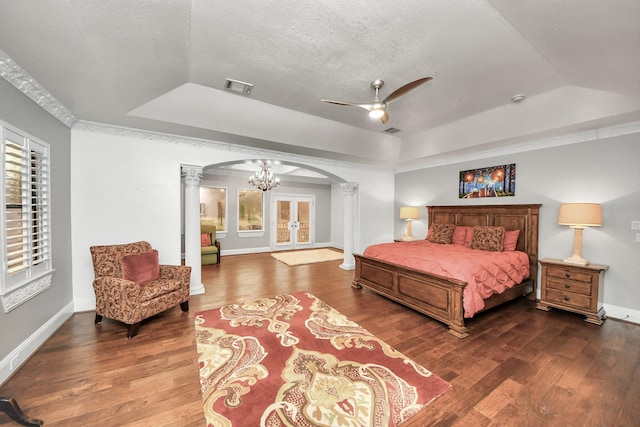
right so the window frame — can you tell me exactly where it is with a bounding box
[1,121,53,312]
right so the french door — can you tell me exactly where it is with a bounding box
[272,196,314,250]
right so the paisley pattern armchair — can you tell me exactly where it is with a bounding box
[89,241,191,338]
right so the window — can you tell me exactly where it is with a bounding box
[238,189,264,232]
[1,124,52,312]
[200,186,227,233]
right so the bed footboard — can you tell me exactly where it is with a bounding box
[352,254,469,338]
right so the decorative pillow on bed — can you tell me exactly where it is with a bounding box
[451,226,472,246]
[502,229,520,251]
[470,226,505,251]
[427,223,456,244]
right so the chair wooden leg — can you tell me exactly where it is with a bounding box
[94,314,103,324]
[127,322,141,339]
[180,300,189,312]
[0,397,43,426]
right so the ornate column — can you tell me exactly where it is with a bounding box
[181,165,205,295]
[339,182,358,270]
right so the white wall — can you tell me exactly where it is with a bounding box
[395,134,640,322]
[71,127,395,311]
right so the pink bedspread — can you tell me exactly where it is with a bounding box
[363,240,530,318]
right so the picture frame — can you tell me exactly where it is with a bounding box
[459,163,516,198]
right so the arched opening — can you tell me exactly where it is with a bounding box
[182,160,358,294]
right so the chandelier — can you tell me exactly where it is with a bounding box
[249,162,280,191]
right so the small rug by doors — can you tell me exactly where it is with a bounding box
[194,291,450,426]
[270,248,343,266]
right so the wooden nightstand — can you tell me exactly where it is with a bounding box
[536,258,608,325]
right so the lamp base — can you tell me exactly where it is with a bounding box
[563,255,590,266]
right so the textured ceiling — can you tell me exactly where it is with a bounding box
[1,0,639,169]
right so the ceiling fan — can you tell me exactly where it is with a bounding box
[321,77,432,124]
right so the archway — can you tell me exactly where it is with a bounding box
[182,160,358,294]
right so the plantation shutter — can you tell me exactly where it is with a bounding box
[3,129,50,284]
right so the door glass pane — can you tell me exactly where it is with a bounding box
[297,201,310,244]
[277,200,291,244]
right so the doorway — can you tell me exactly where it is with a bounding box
[272,195,315,250]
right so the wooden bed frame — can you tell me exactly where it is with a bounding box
[352,204,541,338]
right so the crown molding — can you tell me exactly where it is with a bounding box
[73,120,376,173]
[0,49,77,128]
[395,120,640,173]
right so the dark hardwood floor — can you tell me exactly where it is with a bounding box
[1,252,639,426]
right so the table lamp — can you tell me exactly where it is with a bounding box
[557,203,602,265]
[400,206,420,241]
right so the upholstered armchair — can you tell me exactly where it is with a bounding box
[89,241,191,338]
[201,221,221,265]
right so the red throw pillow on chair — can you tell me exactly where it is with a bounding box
[121,250,160,284]
[201,233,212,247]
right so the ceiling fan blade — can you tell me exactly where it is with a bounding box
[383,77,432,104]
[321,99,373,111]
[380,111,389,124]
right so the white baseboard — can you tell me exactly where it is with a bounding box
[0,301,75,386]
[603,303,640,325]
[221,246,273,256]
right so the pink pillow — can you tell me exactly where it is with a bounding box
[201,233,212,247]
[451,226,472,246]
[502,230,520,251]
[121,250,159,284]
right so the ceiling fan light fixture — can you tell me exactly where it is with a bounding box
[369,109,385,119]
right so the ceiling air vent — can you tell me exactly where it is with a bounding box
[384,127,401,134]
[224,78,253,95]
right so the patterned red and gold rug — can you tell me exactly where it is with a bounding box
[194,291,450,426]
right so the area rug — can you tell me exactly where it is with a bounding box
[194,291,450,426]
[270,248,343,266]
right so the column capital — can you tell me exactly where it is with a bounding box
[340,182,358,195]
[181,164,203,186]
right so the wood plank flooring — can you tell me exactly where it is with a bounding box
[1,252,639,426]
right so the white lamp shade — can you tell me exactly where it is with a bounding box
[399,206,420,220]
[558,203,602,227]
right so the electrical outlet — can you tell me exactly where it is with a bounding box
[632,221,640,230]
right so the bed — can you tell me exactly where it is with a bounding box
[352,204,541,338]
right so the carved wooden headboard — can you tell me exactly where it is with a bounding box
[426,204,542,284]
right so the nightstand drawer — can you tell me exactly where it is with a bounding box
[546,268,593,284]
[545,289,592,310]
[546,277,592,296]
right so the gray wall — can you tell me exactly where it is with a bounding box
[199,173,332,252]
[395,135,640,318]
[0,79,73,364]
